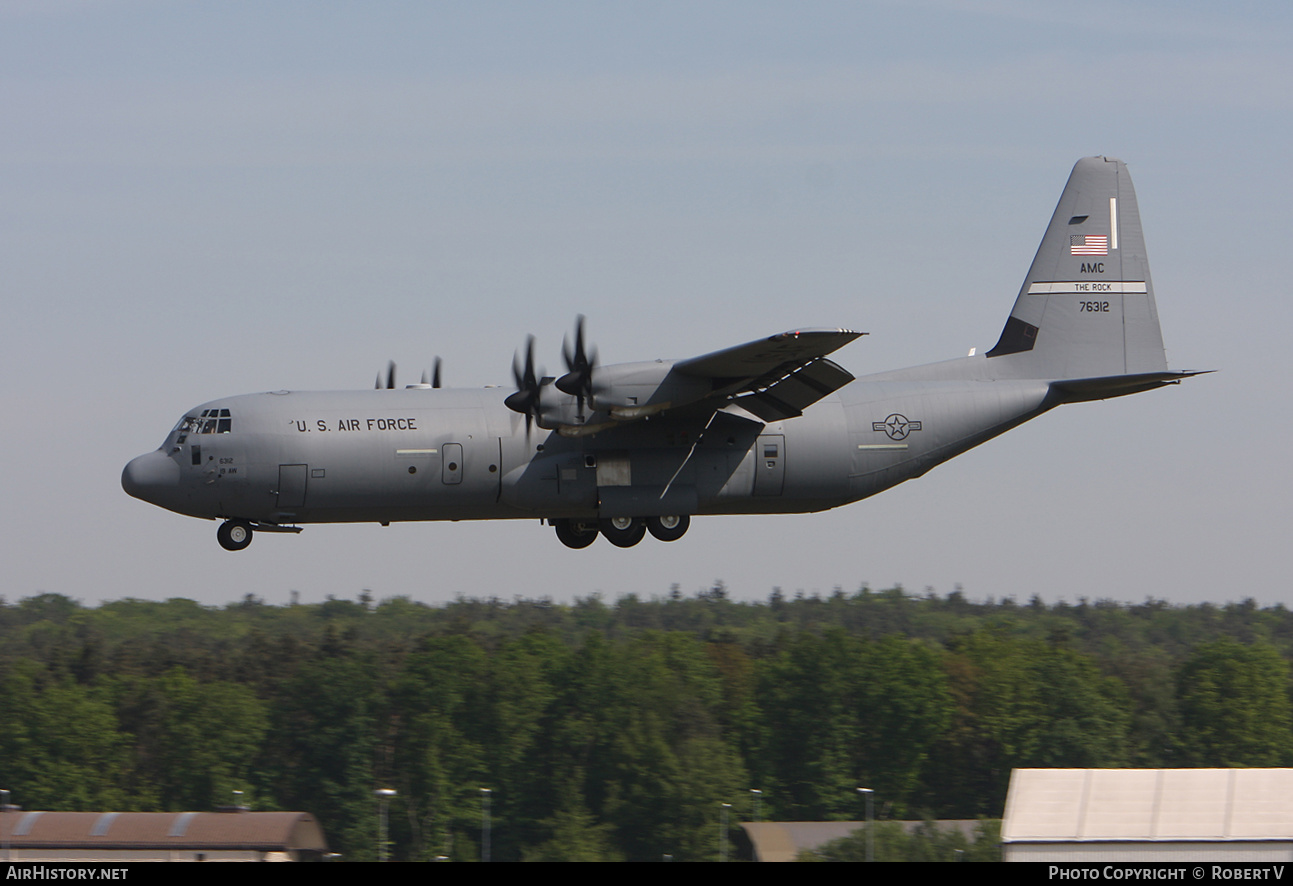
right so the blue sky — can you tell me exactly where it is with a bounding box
[3,1,1287,607]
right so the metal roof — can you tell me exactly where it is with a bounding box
[0,811,327,852]
[1004,769,1293,843]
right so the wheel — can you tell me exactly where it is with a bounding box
[554,518,598,549]
[647,514,690,542]
[599,516,646,548]
[217,519,253,551]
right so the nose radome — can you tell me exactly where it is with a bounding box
[122,450,180,502]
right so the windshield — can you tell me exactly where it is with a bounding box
[178,408,233,435]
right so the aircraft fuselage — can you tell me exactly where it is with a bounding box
[122,360,1055,531]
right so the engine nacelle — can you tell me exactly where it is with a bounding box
[590,362,711,413]
[536,362,715,435]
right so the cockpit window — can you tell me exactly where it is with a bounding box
[179,409,233,435]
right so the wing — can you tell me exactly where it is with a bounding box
[518,325,865,437]
[673,328,865,421]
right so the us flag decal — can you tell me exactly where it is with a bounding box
[1071,234,1108,255]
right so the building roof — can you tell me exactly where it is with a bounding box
[1004,769,1293,843]
[740,820,983,862]
[0,811,327,852]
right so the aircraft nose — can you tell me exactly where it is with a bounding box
[122,449,180,504]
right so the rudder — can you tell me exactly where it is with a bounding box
[986,157,1169,379]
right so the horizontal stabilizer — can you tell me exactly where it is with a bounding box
[1051,370,1212,403]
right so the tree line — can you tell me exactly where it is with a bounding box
[0,586,1290,861]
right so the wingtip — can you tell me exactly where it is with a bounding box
[774,327,867,339]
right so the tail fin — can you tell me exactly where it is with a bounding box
[986,157,1169,379]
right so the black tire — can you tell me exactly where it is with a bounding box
[217,519,253,551]
[647,514,690,542]
[554,518,598,549]
[600,516,646,548]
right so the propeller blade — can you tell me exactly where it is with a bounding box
[556,315,597,414]
[560,315,586,375]
[385,361,397,390]
[505,336,543,440]
[432,357,442,389]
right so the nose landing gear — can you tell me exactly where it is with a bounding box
[215,519,303,550]
[217,519,254,551]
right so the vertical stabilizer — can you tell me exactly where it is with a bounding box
[986,157,1168,379]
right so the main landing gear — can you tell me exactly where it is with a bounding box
[550,515,691,549]
[601,517,647,548]
[647,514,689,542]
[553,519,599,549]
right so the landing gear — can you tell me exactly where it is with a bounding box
[600,516,647,548]
[554,518,599,549]
[647,514,690,542]
[217,519,253,551]
[550,515,691,548]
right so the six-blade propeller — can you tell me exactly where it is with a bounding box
[557,315,597,416]
[504,334,543,436]
[377,358,443,389]
[375,318,594,440]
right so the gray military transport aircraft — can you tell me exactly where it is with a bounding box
[123,157,1201,551]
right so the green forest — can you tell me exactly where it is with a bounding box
[1,585,1291,861]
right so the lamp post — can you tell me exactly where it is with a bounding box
[480,788,491,863]
[719,802,731,862]
[375,788,396,862]
[857,787,873,862]
[750,789,762,823]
